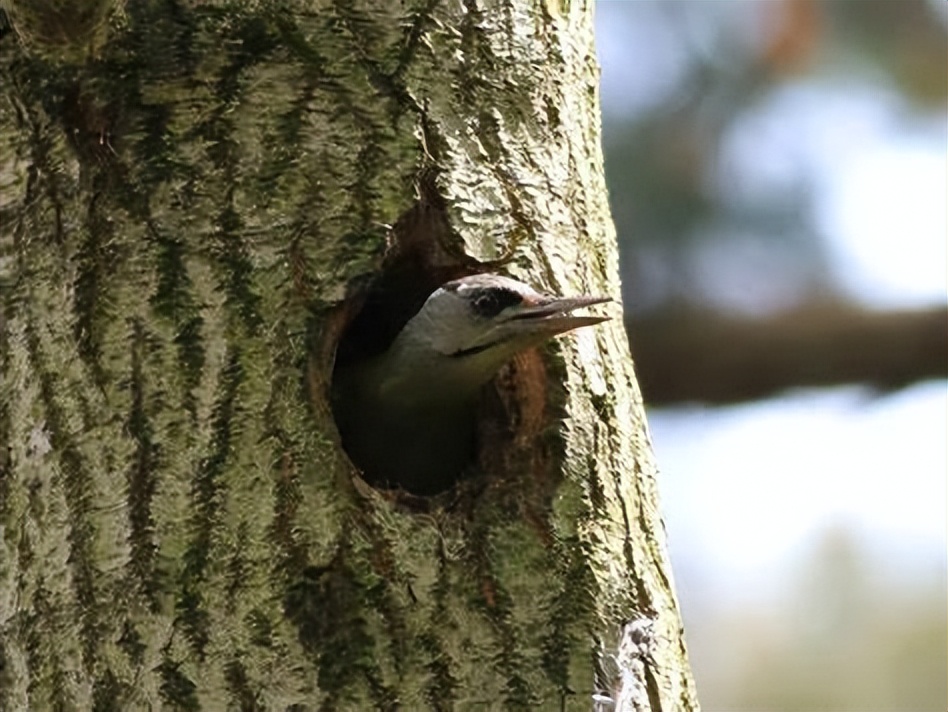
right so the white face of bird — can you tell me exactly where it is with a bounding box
[403,274,610,369]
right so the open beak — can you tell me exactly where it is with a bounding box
[448,294,611,360]
[504,294,612,336]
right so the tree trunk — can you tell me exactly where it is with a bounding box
[0,2,696,710]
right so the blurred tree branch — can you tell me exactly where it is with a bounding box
[629,303,948,406]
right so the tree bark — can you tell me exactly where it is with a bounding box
[0,2,696,711]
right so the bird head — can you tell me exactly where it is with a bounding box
[390,274,611,391]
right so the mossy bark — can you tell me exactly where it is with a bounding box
[0,1,697,710]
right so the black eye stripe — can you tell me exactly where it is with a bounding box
[468,287,523,317]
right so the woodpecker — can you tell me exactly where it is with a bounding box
[331,274,610,495]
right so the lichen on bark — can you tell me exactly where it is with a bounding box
[0,1,697,710]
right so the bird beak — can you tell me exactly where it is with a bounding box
[446,293,612,360]
[503,294,612,336]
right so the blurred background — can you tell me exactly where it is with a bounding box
[594,1,946,709]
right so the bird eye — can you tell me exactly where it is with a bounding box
[470,288,523,318]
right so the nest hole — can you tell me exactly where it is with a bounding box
[330,257,472,496]
[330,263,551,499]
